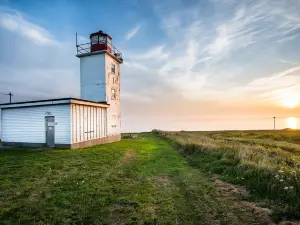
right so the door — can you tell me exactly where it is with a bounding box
[45,116,55,148]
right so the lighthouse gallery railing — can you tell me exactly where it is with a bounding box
[76,42,123,62]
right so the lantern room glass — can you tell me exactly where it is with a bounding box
[99,36,106,44]
[91,36,98,44]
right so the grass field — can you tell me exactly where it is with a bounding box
[157,129,300,221]
[0,131,299,224]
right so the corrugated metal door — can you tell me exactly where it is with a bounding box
[45,116,55,147]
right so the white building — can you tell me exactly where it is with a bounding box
[0,30,123,149]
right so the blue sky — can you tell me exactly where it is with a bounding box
[1,0,300,131]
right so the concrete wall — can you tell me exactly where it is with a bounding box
[80,54,106,102]
[70,103,107,144]
[105,54,121,136]
[1,105,71,144]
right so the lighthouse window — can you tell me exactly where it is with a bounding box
[91,36,98,44]
[111,89,116,100]
[99,36,106,43]
[111,63,116,73]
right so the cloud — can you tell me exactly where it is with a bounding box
[277,34,300,43]
[0,8,55,45]
[200,0,300,64]
[125,24,141,40]
[123,61,149,71]
[137,0,300,102]
[274,67,300,79]
[126,45,168,61]
[225,66,300,106]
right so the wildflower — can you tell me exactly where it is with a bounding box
[77,183,79,185]
[275,175,279,178]
[280,179,283,182]
[278,170,284,173]
[241,178,244,180]
[82,180,85,183]
[284,187,289,190]
[289,186,294,189]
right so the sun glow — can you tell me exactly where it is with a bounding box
[287,117,297,129]
[282,94,299,108]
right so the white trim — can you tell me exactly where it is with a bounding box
[0,99,109,109]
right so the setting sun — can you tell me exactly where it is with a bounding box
[282,95,299,108]
[287,117,297,129]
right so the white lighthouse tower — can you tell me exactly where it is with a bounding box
[76,30,123,138]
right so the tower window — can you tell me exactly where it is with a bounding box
[99,36,106,43]
[111,63,115,73]
[111,89,116,100]
[113,77,118,84]
[91,36,98,44]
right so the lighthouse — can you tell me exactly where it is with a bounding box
[0,30,123,149]
[76,30,123,138]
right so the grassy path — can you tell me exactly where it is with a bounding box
[0,134,266,224]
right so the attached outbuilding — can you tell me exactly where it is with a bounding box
[0,98,120,149]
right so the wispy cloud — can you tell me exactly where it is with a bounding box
[127,45,168,60]
[227,66,300,105]
[0,9,55,45]
[274,67,300,79]
[125,24,141,40]
[131,0,300,102]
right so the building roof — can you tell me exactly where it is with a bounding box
[0,98,110,109]
[90,30,112,40]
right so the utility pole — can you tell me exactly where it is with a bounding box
[0,92,13,103]
[273,117,276,130]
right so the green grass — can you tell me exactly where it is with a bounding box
[157,130,300,220]
[0,133,263,224]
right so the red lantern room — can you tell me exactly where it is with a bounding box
[90,30,112,53]
[76,30,123,63]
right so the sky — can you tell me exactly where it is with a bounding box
[1,0,300,131]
